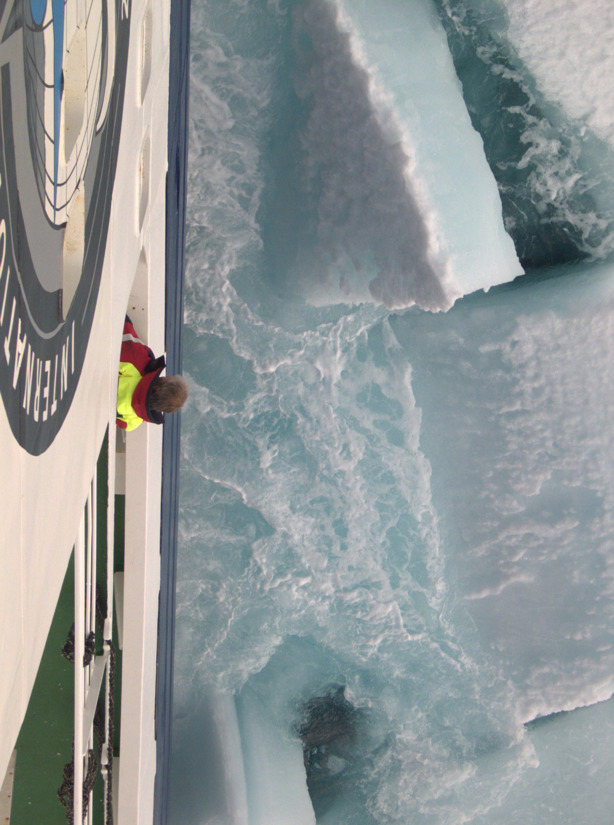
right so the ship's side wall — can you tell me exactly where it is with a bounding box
[0,6,173,820]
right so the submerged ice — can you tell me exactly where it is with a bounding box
[171,1,614,823]
[390,262,614,723]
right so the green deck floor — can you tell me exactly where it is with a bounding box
[10,435,124,825]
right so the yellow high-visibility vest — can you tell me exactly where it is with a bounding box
[117,362,145,431]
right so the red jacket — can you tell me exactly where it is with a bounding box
[116,317,165,430]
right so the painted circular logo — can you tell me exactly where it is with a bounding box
[0,0,130,454]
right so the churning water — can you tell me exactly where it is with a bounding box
[170,2,614,823]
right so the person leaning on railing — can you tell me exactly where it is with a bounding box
[116,315,188,431]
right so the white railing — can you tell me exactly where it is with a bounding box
[72,424,117,824]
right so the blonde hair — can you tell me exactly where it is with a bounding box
[151,375,188,413]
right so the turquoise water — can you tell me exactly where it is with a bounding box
[171,2,614,823]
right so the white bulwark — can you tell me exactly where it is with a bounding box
[0,1,176,823]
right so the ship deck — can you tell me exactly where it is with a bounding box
[0,2,189,823]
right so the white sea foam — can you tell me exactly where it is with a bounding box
[503,0,614,146]
[173,2,614,823]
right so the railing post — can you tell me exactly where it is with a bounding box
[74,511,85,825]
[103,424,117,825]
